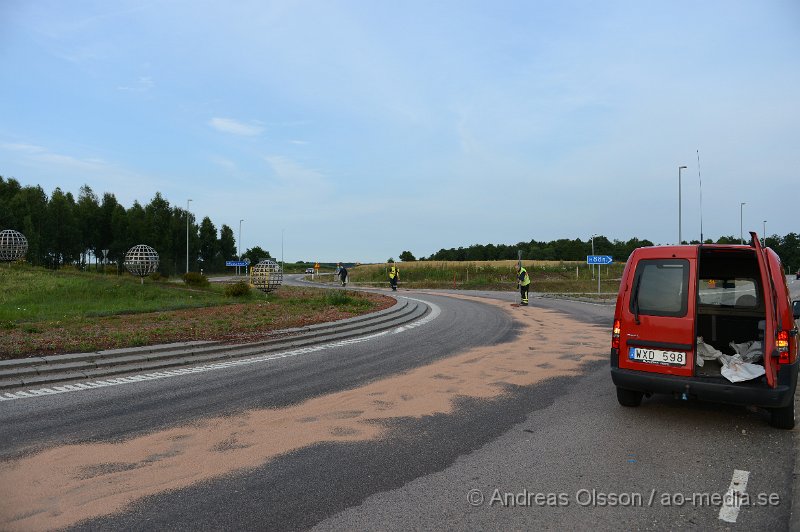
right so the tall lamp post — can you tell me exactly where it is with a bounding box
[763,220,767,245]
[186,199,192,273]
[678,165,687,244]
[238,219,244,276]
[740,203,746,244]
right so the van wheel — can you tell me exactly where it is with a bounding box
[616,387,643,407]
[769,402,795,430]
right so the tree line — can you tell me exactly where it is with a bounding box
[0,177,273,275]
[410,233,800,271]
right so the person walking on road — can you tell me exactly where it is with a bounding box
[339,265,348,286]
[389,263,399,291]
[515,263,531,305]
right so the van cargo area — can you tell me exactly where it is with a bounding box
[695,248,765,380]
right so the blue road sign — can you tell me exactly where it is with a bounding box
[225,260,249,267]
[587,255,613,265]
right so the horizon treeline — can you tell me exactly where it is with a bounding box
[418,234,800,271]
[0,177,273,275]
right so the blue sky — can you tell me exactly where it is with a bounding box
[1,1,798,263]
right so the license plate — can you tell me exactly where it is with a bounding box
[628,347,686,366]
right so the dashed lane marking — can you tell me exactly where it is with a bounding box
[718,469,750,523]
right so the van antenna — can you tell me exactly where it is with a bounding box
[697,149,704,243]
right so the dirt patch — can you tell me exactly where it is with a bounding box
[0,294,608,530]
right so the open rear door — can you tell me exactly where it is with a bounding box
[751,231,777,388]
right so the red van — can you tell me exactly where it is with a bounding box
[610,232,800,428]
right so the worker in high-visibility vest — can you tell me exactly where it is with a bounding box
[389,264,399,291]
[515,264,531,305]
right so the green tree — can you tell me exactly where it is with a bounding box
[399,250,416,261]
[45,188,80,268]
[242,246,272,265]
[219,224,236,261]
[144,193,173,275]
[8,184,48,265]
[76,185,100,268]
[198,216,219,271]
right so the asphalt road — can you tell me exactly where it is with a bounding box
[0,282,796,531]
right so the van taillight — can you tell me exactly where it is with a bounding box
[612,319,621,349]
[777,330,790,364]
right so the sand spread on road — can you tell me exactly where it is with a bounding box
[0,295,608,530]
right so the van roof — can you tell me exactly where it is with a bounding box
[630,243,759,260]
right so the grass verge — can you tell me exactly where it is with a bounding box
[0,264,392,359]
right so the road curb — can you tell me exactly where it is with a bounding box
[0,295,428,391]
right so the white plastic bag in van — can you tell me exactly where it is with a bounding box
[719,353,766,383]
[696,337,723,367]
[729,340,763,363]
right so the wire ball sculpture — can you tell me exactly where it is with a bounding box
[0,229,28,262]
[250,259,283,293]
[124,244,160,282]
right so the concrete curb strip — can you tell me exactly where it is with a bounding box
[0,296,428,390]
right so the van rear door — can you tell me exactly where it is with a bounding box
[752,232,778,388]
[618,249,697,377]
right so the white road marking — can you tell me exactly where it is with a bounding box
[0,298,441,402]
[719,469,750,523]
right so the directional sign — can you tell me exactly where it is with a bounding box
[587,255,613,265]
[225,260,249,267]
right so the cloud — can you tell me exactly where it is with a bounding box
[209,117,264,136]
[1,142,47,154]
[117,76,154,92]
[264,155,328,189]
[209,155,237,171]
[1,142,108,172]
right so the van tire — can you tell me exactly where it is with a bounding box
[616,387,643,407]
[769,402,795,430]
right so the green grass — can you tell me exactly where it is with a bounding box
[0,264,391,358]
[0,264,247,323]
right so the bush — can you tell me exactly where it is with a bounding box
[183,271,209,287]
[224,281,251,297]
[149,272,167,281]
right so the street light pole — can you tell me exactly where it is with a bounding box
[281,228,284,271]
[238,219,244,276]
[740,203,746,244]
[186,199,192,274]
[678,165,687,244]
[763,220,767,244]
[591,234,596,280]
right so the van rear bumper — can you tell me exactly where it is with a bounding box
[611,362,798,408]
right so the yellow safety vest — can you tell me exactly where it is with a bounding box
[519,267,530,287]
[389,266,397,279]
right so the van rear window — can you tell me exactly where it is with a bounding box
[698,278,760,308]
[630,259,689,317]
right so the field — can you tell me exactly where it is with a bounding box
[323,260,625,293]
[0,265,392,359]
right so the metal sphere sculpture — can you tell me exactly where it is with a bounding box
[124,244,159,283]
[0,229,28,262]
[250,259,283,294]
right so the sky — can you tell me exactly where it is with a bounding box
[1,1,798,263]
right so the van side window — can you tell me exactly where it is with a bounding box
[629,259,689,317]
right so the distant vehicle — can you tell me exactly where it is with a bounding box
[305,267,314,274]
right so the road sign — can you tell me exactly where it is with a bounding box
[226,260,249,267]
[587,255,613,265]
